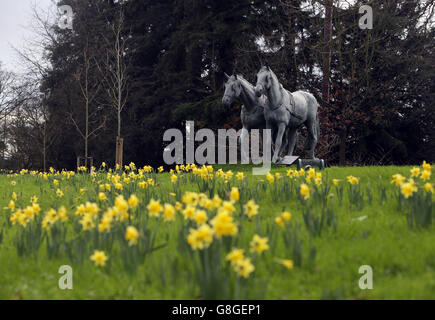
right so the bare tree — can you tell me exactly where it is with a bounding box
[97,7,130,167]
[7,86,58,171]
[322,0,333,105]
[0,64,31,167]
[0,64,16,121]
[71,37,106,168]
[5,3,60,169]
[0,65,13,167]
[23,92,57,172]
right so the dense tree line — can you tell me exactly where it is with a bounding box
[1,0,434,170]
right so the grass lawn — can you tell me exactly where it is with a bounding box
[0,163,434,299]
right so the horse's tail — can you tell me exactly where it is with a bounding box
[302,91,321,140]
[315,113,320,140]
[312,94,321,140]
[308,93,320,141]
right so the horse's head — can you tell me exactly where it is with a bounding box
[254,66,272,97]
[222,73,242,108]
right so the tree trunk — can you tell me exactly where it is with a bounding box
[322,0,333,105]
[116,107,122,167]
[85,99,89,168]
[116,105,122,167]
[43,121,46,172]
[2,117,6,168]
[116,136,123,167]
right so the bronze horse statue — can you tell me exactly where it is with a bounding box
[254,66,320,163]
[222,73,288,162]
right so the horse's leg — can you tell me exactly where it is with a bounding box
[240,127,249,164]
[305,118,318,160]
[286,127,298,156]
[280,127,289,156]
[270,126,276,155]
[264,120,273,163]
[272,123,286,163]
[295,131,299,154]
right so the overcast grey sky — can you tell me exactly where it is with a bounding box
[0,0,54,72]
[1,0,432,73]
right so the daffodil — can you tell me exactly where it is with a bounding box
[85,202,99,215]
[194,209,208,225]
[114,195,128,213]
[17,211,29,227]
[32,203,41,215]
[90,250,108,266]
[98,215,112,233]
[182,205,196,220]
[163,204,176,221]
[307,168,316,178]
[226,248,245,266]
[233,258,255,278]
[282,211,291,221]
[80,214,95,230]
[410,167,420,177]
[75,203,86,216]
[266,172,275,183]
[23,206,34,219]
[243,200,259,218]
[128,194,139,209]
[7,200,15,210]
[125,226,139,245]
[300,183,310,200]
[57,206,68,222]
[275,216,285,227]
[182,191,199,206]
[347,176,359,185]
[187,224,213,250]
[175,201,183,211]
[401,182,417,198]
[391,174,405,186]
[42,217,54,230]
[276,258,294,270]
[210,211,238,237]
[250,234,269,255]
[424,183,433,193]
[420,170,431,181]
[147,198,163,217]
[211,194,222,208]
[56,188,64,198]
[221,201,236,214]
[230,187,240,202]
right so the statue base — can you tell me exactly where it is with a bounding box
[297,158,325,170]
[277,156,299,165]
